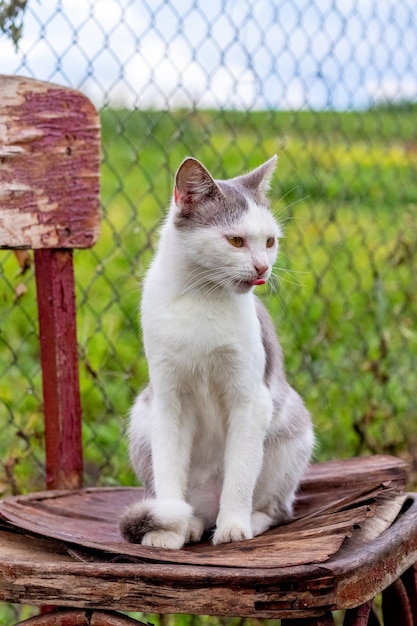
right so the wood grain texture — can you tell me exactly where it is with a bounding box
[0,456,409,568]
[0,491,415,621]
[0,75,100,249]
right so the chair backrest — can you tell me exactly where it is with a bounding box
[0,75,101,490]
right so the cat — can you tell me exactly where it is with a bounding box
[119,155,314,550]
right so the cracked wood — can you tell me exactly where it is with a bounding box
[0,75,101,249]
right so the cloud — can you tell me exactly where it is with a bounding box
[366,78,417,105]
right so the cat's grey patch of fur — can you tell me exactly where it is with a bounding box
[119,506,155,544]
[173,156,277,231]
[175,180,251,230]
[255,297,285,389]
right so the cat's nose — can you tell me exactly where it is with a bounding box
[254,264,268,277]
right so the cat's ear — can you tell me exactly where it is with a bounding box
[235,155,278,201]
[174,157,220,216]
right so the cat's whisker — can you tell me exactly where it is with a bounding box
[276,264,309,276]
[180,268,223,296]
[191,274,226,297]
[184,272,225,303]
[275,269,306,289]
[277,251,310,274]
[272,193,311,220]
[183,266,219,285]
[266,273,279,293]
[181,265,251,302]
[266,272,291,312]
[269,288,288,313]
[275,185,300,207]
[277,214,311,227]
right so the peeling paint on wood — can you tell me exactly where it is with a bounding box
[34,248,83,490]
[0,75,101,249]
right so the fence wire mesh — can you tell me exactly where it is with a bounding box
[0,0,416,500]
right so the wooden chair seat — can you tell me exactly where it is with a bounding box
[0,456,417,624]
[1,75,416,625]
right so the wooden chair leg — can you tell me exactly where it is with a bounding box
[367,606,381,626]
[281,612,335,625]
[16,609,145,625]
[343,601,379,626]
[382,577,414,626]
[401,564,417,625]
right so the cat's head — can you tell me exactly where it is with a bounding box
[170,156,282,294]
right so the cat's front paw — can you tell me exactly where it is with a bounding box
[212,521,253,545]
[187,515,205,543]
[142,529,186,550]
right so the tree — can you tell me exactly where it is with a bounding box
[0,0,29,49]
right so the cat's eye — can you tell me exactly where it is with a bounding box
[227,236,244,248]
[266,237,275,248]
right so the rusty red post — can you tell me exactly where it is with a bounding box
[34,248,83,490]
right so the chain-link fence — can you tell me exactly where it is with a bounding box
[0,0,417,504]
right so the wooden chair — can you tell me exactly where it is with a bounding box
[0,75,416,626]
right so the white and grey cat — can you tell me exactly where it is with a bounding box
[120,156,314,550]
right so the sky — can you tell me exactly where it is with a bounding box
[0,0,416,110]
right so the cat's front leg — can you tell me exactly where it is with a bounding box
[144,392,196,548]
[213,387,272,545]
[151,393,192,500]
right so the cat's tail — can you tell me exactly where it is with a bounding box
[120,498,200,549]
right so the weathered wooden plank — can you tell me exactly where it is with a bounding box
[0,549,336,619]
[0,456,409,568]
[335,495,417,609]
[34,249,83,490]
[0,459,413,619]
[0,529,73,562]
[0,75,100,249]
[0,495,415,619]
[0,496,349,568]
[300,455,408,492]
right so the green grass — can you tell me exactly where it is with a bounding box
[1,105,417,501]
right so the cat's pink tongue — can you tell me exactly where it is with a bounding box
[250,278,266,286]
